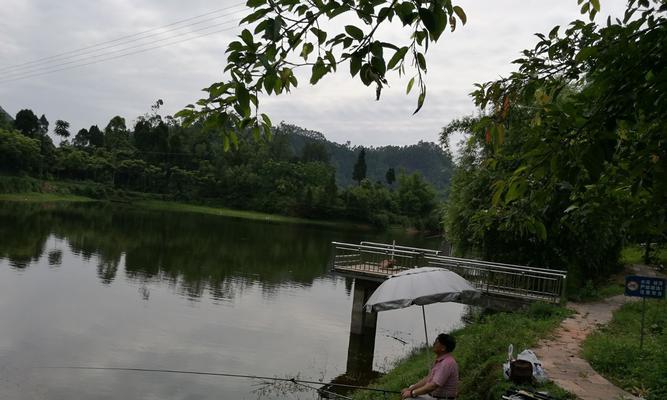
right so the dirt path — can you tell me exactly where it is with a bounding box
[534,265,663,400]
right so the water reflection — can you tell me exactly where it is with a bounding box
[0,201,456,400]
[0,202,354,298]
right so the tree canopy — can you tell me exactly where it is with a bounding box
[443,0,667,283]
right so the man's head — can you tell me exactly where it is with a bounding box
[433,333,456,354]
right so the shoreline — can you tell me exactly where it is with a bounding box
[0,191,371,230]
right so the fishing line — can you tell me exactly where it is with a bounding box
[39,366,401,396]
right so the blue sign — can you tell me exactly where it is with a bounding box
[625,276,666,299]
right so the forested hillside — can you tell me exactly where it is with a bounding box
[277,123,454,191]
[0,104,447,230]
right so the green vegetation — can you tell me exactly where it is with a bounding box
[1,103,449,230]
[0,176,364,229]
[352,303,573,400]
[620,244,667,266]
[568,274,627,303]
[0,193,93,202]
[583,299,667,400]
[442,1,666,288]
[180,0,477,141]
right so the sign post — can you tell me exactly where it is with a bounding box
[624,275,666,350]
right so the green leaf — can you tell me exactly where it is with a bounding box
[241,29,254,46]
[431,6,448,40]
[371,56,386,76]
[263,73,276,94]
[418,8,437,35]
[310,28,327,44]
[417,53,427,71]
[590,0,600,12]
[492,180,506,206]
[406,77,415,94]
[413,91,426,114]
[300,42,314,60]
[345,25,364,41]
[380,42,400,51]
[260,113,272,128]
[325,51,337,71]
[246,0,266,7]
[370,41,383,58]
[378,6,393,22]
[174,109,192,119]
[235,84,251,117]
[229,131,239,149]
[252,126,261,141]
[387,47,409,70]
[453,6,466,25]
[350,54,362,77]
[395,2,417,25]
[575,46,597,61]
[360,64,374,86]
[310,58,328,84]
[564,204,579,213]
[240,7,271,24]
[505,181,522,203]
[548,25,560,39]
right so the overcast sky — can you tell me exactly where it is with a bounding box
[0,0,627,150]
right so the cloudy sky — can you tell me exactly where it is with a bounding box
[0,0,627,149]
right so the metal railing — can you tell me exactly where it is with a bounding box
[359,241,449,257]
[331,242,423,277]
[426,256,567,303]
[331,241,567,303]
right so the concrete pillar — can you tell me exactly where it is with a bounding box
[349,279,379,335]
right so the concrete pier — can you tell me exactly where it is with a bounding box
[349,279,379,335]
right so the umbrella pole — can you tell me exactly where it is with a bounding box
[421,305,429,345]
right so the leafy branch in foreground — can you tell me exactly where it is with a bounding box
[175,0,466,146]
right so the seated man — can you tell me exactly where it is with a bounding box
[401,333,459,399]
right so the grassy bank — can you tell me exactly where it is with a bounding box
[620,244,667,266]
[0,176,367,229]
[134,199,365,229]
[0,192,95,202]
[352,303,573,400]
[582,299,667,400]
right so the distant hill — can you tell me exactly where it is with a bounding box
[0,105,13,123]
[275,123,454,192]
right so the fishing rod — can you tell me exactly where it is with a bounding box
[39,366,401,396]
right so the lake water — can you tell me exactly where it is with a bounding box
[0,201,466,400]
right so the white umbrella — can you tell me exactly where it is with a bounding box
[364,267,480,344]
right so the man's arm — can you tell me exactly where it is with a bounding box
[411,377,428,389]
[400,377,433,399]
[401,382,439,399]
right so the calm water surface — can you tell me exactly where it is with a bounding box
[0,202,466,400]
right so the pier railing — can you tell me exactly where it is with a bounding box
[330,242,423,279]
[425,256,567,303]
[331,241,567,303]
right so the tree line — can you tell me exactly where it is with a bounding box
[0,103,442,230]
